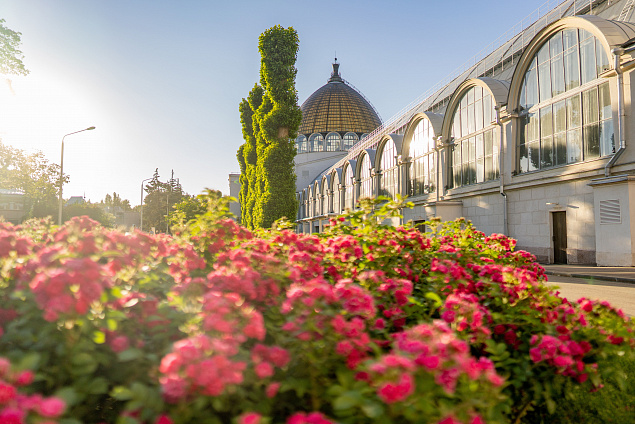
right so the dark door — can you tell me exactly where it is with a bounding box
[552,211,567,264]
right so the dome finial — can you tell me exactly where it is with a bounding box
[329,56,342,83]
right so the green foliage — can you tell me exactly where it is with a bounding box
[237,26,301,230]
[0,19,29,76]
[0,139,66,220]
[142,168,186,234]
[64,201,115,227]
[102,192,132,211]
[169,189,225,232]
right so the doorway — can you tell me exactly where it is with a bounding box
[552,211,567,264]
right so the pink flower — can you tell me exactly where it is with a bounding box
[0,407,24,424]
[37,397,66,418]
[437,415,462,424]
[155,414,174,424]
[14,370,34,386]
[238,412,262,424]
[110,335,130,353]
[255,362,274,379]
[377,373,414,404]
[266,382,280,398]
[0,381,17,404]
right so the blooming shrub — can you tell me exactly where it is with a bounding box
[0,196,632,424]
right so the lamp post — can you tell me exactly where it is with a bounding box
[58,126,96,225]
[140,177,152,231]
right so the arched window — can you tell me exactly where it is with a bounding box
[360,133,369,141]
[296,135,308,153]
[332,172,341,214]
[359,154,373,199]
[380,140,398,198]
[321,181,329,214]
[308,189,314,218]
[325,133,341,152]
[518,28,613,173]
[309,133,324,152]
[342,132,359,150]
[343,165,354,210]
[450,85,498,188]
[409,119,436,195]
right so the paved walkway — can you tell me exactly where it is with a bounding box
[541,264,635,284]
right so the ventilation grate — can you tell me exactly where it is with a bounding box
[599,199,621,224]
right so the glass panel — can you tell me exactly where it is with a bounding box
[541,136,553,168]
[476,133,484,158]
[460,93,468,109]
[580,36,597,84]
[537,42,550,64]
[452,116,460,140]
[485,155,493,181]
[567,128,582,163]
[475,99,484,131]
[550,31,563,57]
[598,82,611,121]
[483,95,492,125]
[476,158,484,183]
[539,61,552,102]
[555,132,567,165]
[540,105,553,138]
[596,38,610,75]
[467,87,474,105]
[566,95,581,129]
[467,103,475,134]
[579,29,593,41]
[563,29,578,50]
[519,140,529,173]
[600,119,615,156]
[469,137,476,163]
[485,130,493,156]
[553,100,566,133]
[582,87,599,124]
[474,86,482,101]
[528,112,539,141]
[551,55,565,96]
[584,123,600,159]
[564,48,580,91]
[493,152,499,178]
[461,106,468,137]
[527,141,539,171]
[525,64,539,108]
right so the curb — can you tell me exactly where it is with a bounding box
[544,270,635,284]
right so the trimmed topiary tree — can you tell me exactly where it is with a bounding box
[237,25,302,229]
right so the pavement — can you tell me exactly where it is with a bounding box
[541,263,635,284]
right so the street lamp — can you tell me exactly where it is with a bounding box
[58,126,96,225]
[140,177,153,231]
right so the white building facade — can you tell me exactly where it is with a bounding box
[297,1,635,266]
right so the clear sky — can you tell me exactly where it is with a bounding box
[1,0,548,206]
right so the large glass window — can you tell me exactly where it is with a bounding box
[359,154,373,199]
[343,166,354,210]
[325,133,341,152]
[380,140,398,198]
[295,135,308,153]
[449,85,498,188]
[309,133,324,152]
[409,119,436,196]
[342,132,359,150]
[332,172,341,214]
[518,29,613,173]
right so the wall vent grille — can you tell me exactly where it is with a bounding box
[599,199,621,225]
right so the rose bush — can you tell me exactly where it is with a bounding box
[0,196,632,424]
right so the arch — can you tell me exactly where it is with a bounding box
[355,149,377,177]
[376,134,404,169]
[331,168,342,214]
[356,150,375,199]
[296,135,308,153]
[342,132,359,150]
[378,137,399,198]
[508,15,635,109]
[342,160,357,210]
[325,132,341,152]
[309,133,325,152]
[403,113,443,159]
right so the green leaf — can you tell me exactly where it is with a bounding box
[361,401,384,418]
[70,352,98,375]
[118,348,143,362]
[55,387,79,406]
[546,397,556,414]
[333,392,361,410]
[111,386,134,401]
[424,292,443,308]
[87,377,109,395]
[18,352,40,371]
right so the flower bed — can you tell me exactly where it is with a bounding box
[0,197,632,424]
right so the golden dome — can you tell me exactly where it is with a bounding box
[298,62,382,136]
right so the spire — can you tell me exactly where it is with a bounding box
[329,57,342,82]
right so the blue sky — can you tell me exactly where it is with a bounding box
[1,0,547,205]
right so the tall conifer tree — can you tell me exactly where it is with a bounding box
[237,26,301,229]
